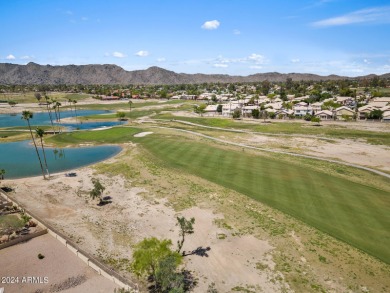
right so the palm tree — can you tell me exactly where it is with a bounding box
[128,100,133,113]
[73,100,78,123]
[44,95,55,133]
[21,111,46,179]
[36,127,50,177]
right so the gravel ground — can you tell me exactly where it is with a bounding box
[0,233,119,293]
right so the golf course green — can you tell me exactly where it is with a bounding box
[49,126,390,264]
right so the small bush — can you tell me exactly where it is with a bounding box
[38,253,45,259]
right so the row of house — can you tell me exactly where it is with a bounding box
[203,96,390,122]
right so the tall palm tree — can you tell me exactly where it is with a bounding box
[73,100,78,123]
[45,95,56,133]
[36,127,50,177]
[21,111,46,179]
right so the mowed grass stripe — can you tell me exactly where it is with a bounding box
[137,135,390,264]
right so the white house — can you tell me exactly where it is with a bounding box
[241,105,259,117]
[311,102,323,113]
[222,102,241,116]
[204,105,219,116]
[294,105,313,117]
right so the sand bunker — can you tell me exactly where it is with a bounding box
[134,131,153,137]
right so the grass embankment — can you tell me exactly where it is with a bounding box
[80,101,197,120]
[156,114,390,146]
[48,127,390,263]
[45,127,142,146]
[0,126,56,142]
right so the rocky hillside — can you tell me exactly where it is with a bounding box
[0,62,387,85]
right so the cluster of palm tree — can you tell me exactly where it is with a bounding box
[21,111,49,179]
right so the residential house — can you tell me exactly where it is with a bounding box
[311,102,323,113]
[315,110,333,120]
[241,105,259,117]
[204,105,219,116]
[293,105,313,117]
[336,96,353,106]
[383,111,390,122]
[275,109,294,119]
[222,102,241,117]
[358,105,375,120]
[335,106,355,120]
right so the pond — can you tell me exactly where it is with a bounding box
[0,140,121,179]
[0,110,120,130]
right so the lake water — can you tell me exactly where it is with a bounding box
[0,110,123,178]
[0,140,121,179]
[0,110,120,130]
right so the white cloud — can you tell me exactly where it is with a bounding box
[135,50,149,57]
[157,57,166,62]
[6,54,15,60]
[233,29,241,35]
[201,20,220,30]
[363,59,371,64]
[113,51,127,58]
[213,63,228,68]
[291,58,300,63]
[248,53,266,64]
[312,6,390,27]
[20,55,32,60]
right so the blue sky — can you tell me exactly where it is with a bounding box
[1,0,390,76]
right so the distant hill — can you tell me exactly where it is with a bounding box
[0,62,388,85]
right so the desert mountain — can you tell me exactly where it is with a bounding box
[0,62,387,85]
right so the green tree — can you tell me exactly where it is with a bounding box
[128,100,133,113]
[0,169,5,182]
[8,100,17,107]
[251,109,260,119]
[176,216,195,253]
[232,108,241,119]
[22,111,46,179]
[155,254,185,293]
[132,237,182,289]
[194,104,206,116]
[311,116,321,125]
[89,178,105,204]
[368,109,383,120]
[34,92,42,103]
[73,100,78,123]
[36,128,49,177]
[216,104,222,114]
[116,111,126,123]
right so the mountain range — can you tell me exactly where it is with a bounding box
[0,62,388,85]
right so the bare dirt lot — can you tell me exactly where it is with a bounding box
[0,233,119,293]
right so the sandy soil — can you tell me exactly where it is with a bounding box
[0,233,119,293]
[133,132,153,137]
[2,153,290,293]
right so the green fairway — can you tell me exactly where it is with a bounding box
[47,126,390,263]
[155,114,390,146]
[133,133,390,264]
[46,127,142,146]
